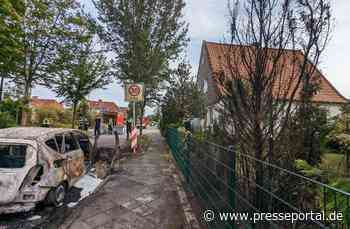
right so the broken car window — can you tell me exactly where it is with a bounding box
[64,133,79,152]
[55,135,63,153]
[45,139,58,152]
[0,144,27,168]
[75,134,90,156]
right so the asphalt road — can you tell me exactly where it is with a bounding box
[0,186,82,229]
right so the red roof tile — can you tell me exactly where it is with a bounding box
[31,97,64,110]
[204,41,348,104]
[88,100,119,113]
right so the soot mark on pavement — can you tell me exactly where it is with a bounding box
[0,187,83,229]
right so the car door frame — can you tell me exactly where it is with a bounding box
[62,132,85,185]
[74,131,93,167]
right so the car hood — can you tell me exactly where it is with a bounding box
[0,169,31,204]
[0,139,37,204]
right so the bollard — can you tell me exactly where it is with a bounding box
[228,145,236,229]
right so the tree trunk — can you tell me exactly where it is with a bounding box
[139,101,146,136]
[72,102,78,129]
[21,82,31,126]
[346,151,349,177]
[0,74,4,102]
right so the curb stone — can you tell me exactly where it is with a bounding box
[166,148,201,229]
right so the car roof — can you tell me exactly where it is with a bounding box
[0,127,80,140]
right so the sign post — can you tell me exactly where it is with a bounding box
[125,83,144,153]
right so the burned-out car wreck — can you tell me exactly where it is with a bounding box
[0,127,92,214]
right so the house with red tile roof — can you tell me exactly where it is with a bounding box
[197,41,349,127]
[31,96,64,111]
[88,99,119,114]
[87,99,121,126]
[30,96,64,124]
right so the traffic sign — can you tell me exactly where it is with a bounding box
[125,83,144,102]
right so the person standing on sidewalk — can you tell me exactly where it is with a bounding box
[126,120,132,140]
[94,116,101,136]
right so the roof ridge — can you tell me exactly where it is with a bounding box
[204,40,302,53]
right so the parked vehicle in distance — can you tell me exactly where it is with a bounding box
[0,127,92,215]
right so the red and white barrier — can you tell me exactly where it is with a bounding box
[130,128,138,153]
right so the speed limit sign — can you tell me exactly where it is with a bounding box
[125,83,144,102]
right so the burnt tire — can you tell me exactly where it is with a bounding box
[46,183,67,207]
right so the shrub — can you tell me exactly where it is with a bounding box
[0,98,23,128]
[319,178,350,225]
[0,112,16,128]
[32,106,73,127]
[295,159,323,178]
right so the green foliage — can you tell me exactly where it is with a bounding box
[0,112,16,128]
[331,134,350,153]
[160,61,206,133]
[0,98,22,128]
[295,159,322,177]
[14,0,83,92]
[50,40,112,106]
[320,153,347,178]
[0,0,23,76]
[32,107,72,128]
[193,131,207,142]
[319,178,350,225]
[96,0,189,120]
[33,107,60,127]
[333,105,350,134]
[284,105,330,166]
[49,31,113,128]
[326,106,350,154]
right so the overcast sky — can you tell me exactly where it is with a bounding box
[33,0,350,109]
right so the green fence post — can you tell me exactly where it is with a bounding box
[184,133,192,185]
[228,145,236,229]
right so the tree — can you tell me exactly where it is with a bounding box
[15,0,83,125]
[161,61,206,132]
[95,0,189,134]
[214,0,332,214]
[0,0,24,101]
[0,97,23,128]
[49,38,112,128]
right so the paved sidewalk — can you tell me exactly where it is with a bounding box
[61,129,187,229]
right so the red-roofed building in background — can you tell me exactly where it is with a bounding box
[88,99,119,114]
[30,96,64,123]
[31,96,64,111]
[197,41,349,127]
[87,99,119,126]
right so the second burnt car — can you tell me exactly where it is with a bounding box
[0,128,92,215]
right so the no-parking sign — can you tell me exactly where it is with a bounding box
[125,83,144,102]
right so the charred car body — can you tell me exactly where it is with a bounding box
[0,128,92,214]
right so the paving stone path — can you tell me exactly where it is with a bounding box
[61,128,187,229]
